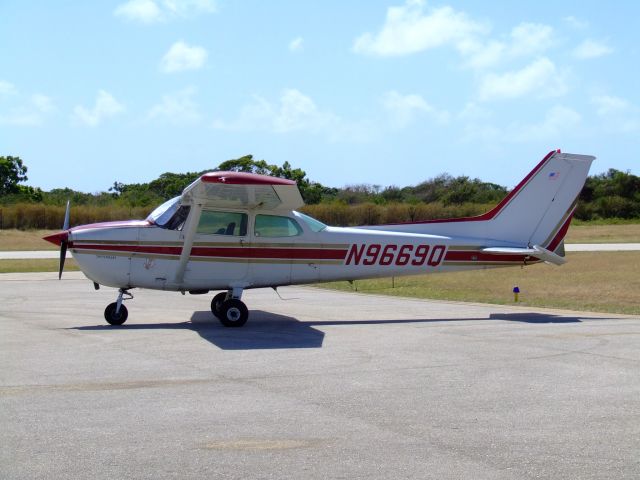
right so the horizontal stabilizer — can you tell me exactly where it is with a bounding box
[482,245,567,266]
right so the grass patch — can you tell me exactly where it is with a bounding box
[564,223,640,244]
[0,258,79,274]
[320,252,640,315]
[0,229,59,251]
[572,218,640,226]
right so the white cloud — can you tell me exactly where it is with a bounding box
[459,22,554,70]
[147,87,202,124]
[289,37,304,53]
[115,0,162,23]
[382,90,449,128]
[458,102,493,122]
[509,23,554,57]
[352,2,558,76]
[459,40,505,69]
[160,41,207,73]
[564,16,589,29]
[461,105,581,143]
[0,80,17,96]
[591,95,639,133]
[591,95,630,116]
[573,39,613,59]
[478,57,567,101]
[214,89,331,133]
[114,0,215,23]
[73,90,125,126]
[163,0,215,17]
[0,92,55,127]
[511,105,581,142]
[0,111,42,127]
[31,94,54,113]
[213,89,370,141]
[353,0,488,56]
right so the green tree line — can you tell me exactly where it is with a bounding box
[1,155,639,229]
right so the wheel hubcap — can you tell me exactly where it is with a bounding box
[227,308,241,321]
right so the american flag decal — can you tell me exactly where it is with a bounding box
[548,171,560,180]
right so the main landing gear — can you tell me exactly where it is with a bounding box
[211,288,249,327]
[101,288,249,328]
[104,289,133,326]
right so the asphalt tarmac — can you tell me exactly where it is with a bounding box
[1,272,639,479]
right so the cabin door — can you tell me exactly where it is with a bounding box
[183,209,249,287]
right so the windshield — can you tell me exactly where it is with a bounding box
[147,197,181,227]
[293,211,327,232]
[147,197,189,230]
[147,197,191,230]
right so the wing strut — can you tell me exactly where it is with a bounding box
[174,203,203,285]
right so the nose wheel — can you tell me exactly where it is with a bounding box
[104,302,128,325]
[211,289,249,327]
[104,289,133,325]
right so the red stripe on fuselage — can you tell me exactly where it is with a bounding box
[69,243,348,260]
[69,243,538,264]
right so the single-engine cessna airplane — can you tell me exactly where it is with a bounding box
[44,150,594,327]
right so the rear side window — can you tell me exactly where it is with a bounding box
[197,211,247,236]
[254,215,303,237]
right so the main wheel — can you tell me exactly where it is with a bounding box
[219,299,248,328]
[210,292,228,319]
[104,302,128,325]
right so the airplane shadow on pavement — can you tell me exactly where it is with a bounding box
[70,310,326,350]
[69,310,600,350]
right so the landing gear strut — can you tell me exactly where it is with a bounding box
[211,288,249,327]
[104,289,133,326]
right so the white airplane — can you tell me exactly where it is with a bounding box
[44,150,594,327]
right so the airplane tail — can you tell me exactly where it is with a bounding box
[371,150,595,258]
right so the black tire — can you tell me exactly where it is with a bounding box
[210,292,228,319]
[219,299,248,328]
[104,302,128,326]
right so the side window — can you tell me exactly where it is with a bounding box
[254,215,303,237]
[197,211,247,236]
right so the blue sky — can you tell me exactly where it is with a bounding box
[1,0,638,193]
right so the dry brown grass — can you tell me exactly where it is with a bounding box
[565,223,640,243]
[0,229,60,250]
[322,251,640,315]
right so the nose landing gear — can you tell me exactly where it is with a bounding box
[104,289,133,326]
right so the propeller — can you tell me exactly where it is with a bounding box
[59,200,70,279]
[42,200,71,279]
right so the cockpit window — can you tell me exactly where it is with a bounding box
[293,211,327,232]
[147,197,190,230]
[254,215,303,237]
[197,210,247,236]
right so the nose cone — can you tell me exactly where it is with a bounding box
[43,231,69,246]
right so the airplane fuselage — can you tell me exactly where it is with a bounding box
[66,210,531,293]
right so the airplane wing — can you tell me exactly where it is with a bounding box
[482,245,567,265]
[180,171,304,211]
